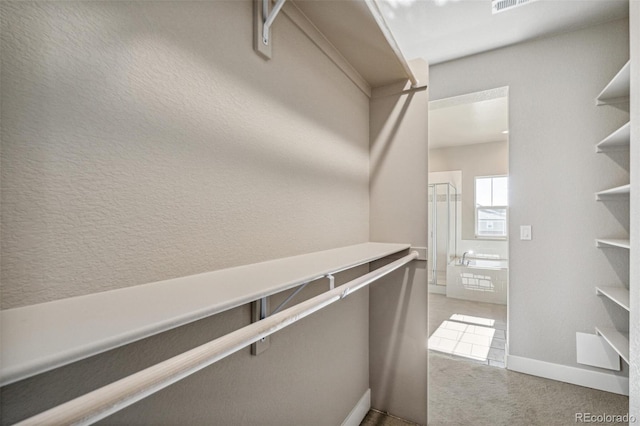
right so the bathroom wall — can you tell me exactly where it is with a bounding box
[430,140,508,241]
[431,18,630,380]
[1,1,372,423]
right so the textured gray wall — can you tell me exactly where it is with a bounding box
[629,0,639,419]
[0,1,370,309]
[1,1,371,424]
[369,77,429,424]
[430,19,630,374]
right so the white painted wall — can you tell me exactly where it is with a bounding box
[629,0,639,418]
[431,19,630,379]
[0,1,372,423]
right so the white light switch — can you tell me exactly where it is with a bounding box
[520,225,532,240]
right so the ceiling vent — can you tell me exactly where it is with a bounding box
[491,0,536,14]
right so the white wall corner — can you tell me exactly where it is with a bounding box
[342,388,371,426]
[507,355,629,396]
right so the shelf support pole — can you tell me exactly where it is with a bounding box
[327,274,335,290]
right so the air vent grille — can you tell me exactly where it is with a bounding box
[492,0,535,14]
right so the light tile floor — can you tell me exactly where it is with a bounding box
[428,293,507,368]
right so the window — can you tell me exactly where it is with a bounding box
[475,176,508,238]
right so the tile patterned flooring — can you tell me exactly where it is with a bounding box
[428,293,507,368]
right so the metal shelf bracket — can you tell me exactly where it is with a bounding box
[263,0,287,46]
[254,0,287,59]
[251,274,334,355]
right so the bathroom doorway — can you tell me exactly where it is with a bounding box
[427,87,509,371]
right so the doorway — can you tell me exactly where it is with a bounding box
[427,87,509,370]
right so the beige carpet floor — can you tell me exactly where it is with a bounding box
[362,354,629,425]
[428,352,629,425]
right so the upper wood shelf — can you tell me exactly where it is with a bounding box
[0,242,410,386]
[596,61,630,106]
[596,122,630,153]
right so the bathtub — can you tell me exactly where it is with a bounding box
[466,259,508,269]
[445,257,508,305]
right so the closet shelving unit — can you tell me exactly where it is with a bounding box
[0,242,410,387]
[1,1,427,422]
[592,59,631,371]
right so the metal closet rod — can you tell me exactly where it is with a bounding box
[15,251,419,426]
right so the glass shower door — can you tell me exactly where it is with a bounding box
[428,185,435,285]
[428,183,457,286]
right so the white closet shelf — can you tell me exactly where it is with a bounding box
[596,61,630,106]
[596,286,630,311]
[0,242,410,387]
[595,184,631,200]
[595,326,629,364]
[596,122,630,152]
[290,0,419,92]
[595,239,631,249]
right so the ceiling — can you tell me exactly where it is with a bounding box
[290,1,628,149]
[378,0,628,149]
[429,93,508,148]
[378,0,629,65]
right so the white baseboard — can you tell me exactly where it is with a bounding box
[342,388,371,426]
[507,355,629,396]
